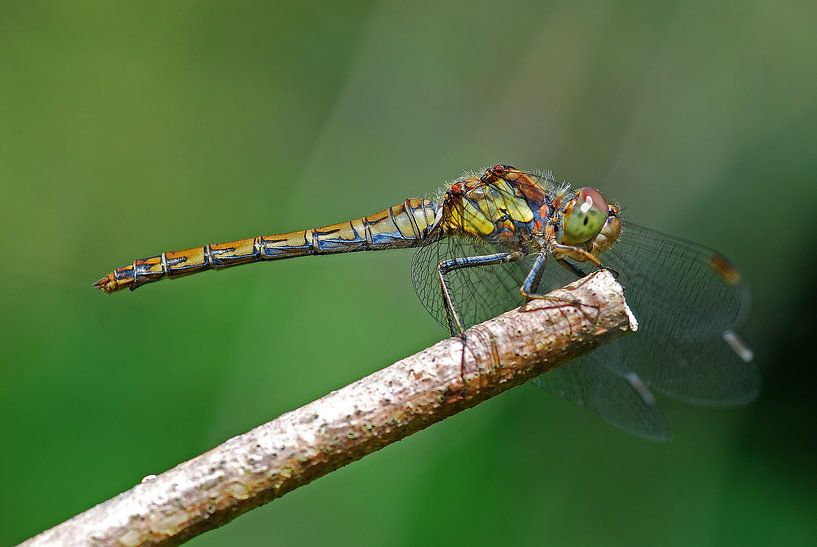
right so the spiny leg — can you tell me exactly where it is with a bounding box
[554,257,609,292]
[550,242,603,268]
[519,252,548,299]
[556,257,587,279]
[438,251,522,336]
[555,257,620,291]
[519,251,600,322]
[438,251,522,384]
[552,242,620,279]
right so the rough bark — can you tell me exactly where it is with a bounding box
[22,271,637,546]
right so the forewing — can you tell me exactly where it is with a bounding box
[600,223,760,404]
[409,221,758,437]
[411,236,668,439]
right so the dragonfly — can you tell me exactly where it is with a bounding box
[95,164,759,440]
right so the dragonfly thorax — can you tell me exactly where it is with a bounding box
[435,165,549,245]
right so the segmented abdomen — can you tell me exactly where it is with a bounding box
[95,198,438,293]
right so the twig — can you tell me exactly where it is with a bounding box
[22,271,637,546]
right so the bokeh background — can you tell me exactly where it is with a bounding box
[2,1,816,545]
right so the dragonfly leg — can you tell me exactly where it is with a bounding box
[519,252,591,300]
[552,243,620,279]
[551,243,603,268]
[438,251,522,388]
[519,252,548,300]
[556,258,587,279]
[438,251,521,336]
[520,251,600,321]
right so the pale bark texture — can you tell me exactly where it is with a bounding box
[23,271,636,546]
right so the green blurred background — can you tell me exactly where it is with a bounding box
[1,1,816,545]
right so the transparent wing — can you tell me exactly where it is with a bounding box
[532,356,669,441]
[411,235,532,331]
[409,222,759,440]
[411,235,669,439]
[599,223,760,405]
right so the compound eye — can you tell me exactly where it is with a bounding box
[562,187,609,244]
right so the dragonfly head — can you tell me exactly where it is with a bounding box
[561,187,609,245]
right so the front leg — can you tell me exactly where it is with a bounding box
[519,250,601,321]
[550,237,619,279]
[556,257,588,279]
[551,242,603,268]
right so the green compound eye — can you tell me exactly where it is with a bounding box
[562,187,609,244]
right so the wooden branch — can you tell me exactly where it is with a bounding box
[22,271,637,546]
